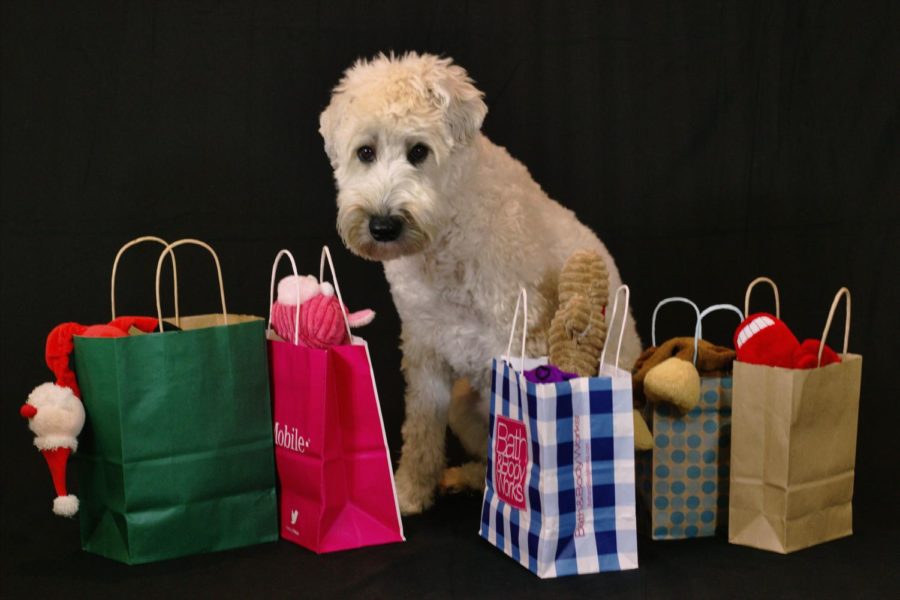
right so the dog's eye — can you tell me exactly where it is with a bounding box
[356,146,376,163]
[407,143,430,165]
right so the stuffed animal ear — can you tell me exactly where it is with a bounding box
[347,309,375,328]
[644,357,701,413]
[278,275,321,306]
[426,58,488,146]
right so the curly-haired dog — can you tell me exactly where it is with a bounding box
[320,52,641,514]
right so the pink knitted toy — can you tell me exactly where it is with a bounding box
[272,275,375,348]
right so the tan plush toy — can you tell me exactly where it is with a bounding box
[548,250,609,377]
[629,337,736,450]
[632,337,735,411]
[547,250,653,449]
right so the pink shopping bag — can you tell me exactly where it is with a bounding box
[267,247,404,553]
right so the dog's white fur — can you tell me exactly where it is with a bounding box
[320,53,641,514]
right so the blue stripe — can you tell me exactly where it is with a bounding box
[556,385,573,419]
[591,383,619,561]
[528,531,539,573]
[526,377,542,569]
[495,504,506,550]
[554,535,577,561]
[480,489,493,531]
[509,506,520,562]
[555,557,578,577]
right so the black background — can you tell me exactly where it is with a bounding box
[2,1,898,598]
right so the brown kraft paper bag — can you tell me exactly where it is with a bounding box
[729,279,862,553]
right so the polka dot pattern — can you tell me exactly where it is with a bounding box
[637,376,733,540]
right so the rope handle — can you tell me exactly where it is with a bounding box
[111,236,180,326]
[599,285,630,370]
[268,250,301,344]
[651,297,702,365]
[695,304,744,356]
[817,287,851,367]
[319,246,353,340]
[504,288,529,373]
[745,276,780,319]
[154,239,228,332]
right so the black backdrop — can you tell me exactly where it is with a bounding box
[2,1,898,598]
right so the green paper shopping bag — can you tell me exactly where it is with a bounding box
[73,238,278,564]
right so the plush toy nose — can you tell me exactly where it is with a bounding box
[369,216,403,242]
[20,404,38,419]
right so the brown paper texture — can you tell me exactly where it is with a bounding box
[728,355,862,553]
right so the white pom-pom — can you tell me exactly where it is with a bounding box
[53,495,79,517]
[320,282,335,297]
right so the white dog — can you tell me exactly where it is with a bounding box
[320,53,641,514]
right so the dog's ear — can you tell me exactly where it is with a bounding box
[428,61,488,146]
[319,94,345,167]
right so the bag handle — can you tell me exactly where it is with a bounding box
[111,236,180,326]
[504,288,528,373]
[652,297,702,365]
[745,276,780,319]
[599,285,630,370]
[817,287,851,367]
[695,304,744,357]
[154,239,228,332]
[267,250,302,344]
[319,246,353,340]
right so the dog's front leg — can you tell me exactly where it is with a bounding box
[395,344,453,515]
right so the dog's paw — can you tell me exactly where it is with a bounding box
[439,462,486,495]
[439,466,467,494]
[395,467,435,516]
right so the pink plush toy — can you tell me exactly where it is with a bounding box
[271,275,375,348]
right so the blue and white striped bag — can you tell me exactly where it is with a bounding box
[479,286,639,578]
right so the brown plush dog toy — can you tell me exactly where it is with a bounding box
[630,337,735,449]
[633,337,735,409]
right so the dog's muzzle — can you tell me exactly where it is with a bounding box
[369,215,404,242]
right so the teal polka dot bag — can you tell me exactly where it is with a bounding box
[635,298,743,540]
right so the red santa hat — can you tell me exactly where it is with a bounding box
[20,317,157,517]
[20,323,89,516]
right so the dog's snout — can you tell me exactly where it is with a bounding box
[369,215,403,242]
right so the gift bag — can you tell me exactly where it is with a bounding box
[480,286,638,578]
[73,238,278,564]
[267,247,403,553]
[728,279,862,553]
[636,298,743,540]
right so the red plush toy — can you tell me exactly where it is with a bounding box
[734,313,840,369]
[20,316,158,516]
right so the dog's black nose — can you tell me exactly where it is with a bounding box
[369,215,403,242]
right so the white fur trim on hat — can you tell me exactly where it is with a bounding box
[34,434,79,452]
[53,495,79,517]
[320,281,335,297]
